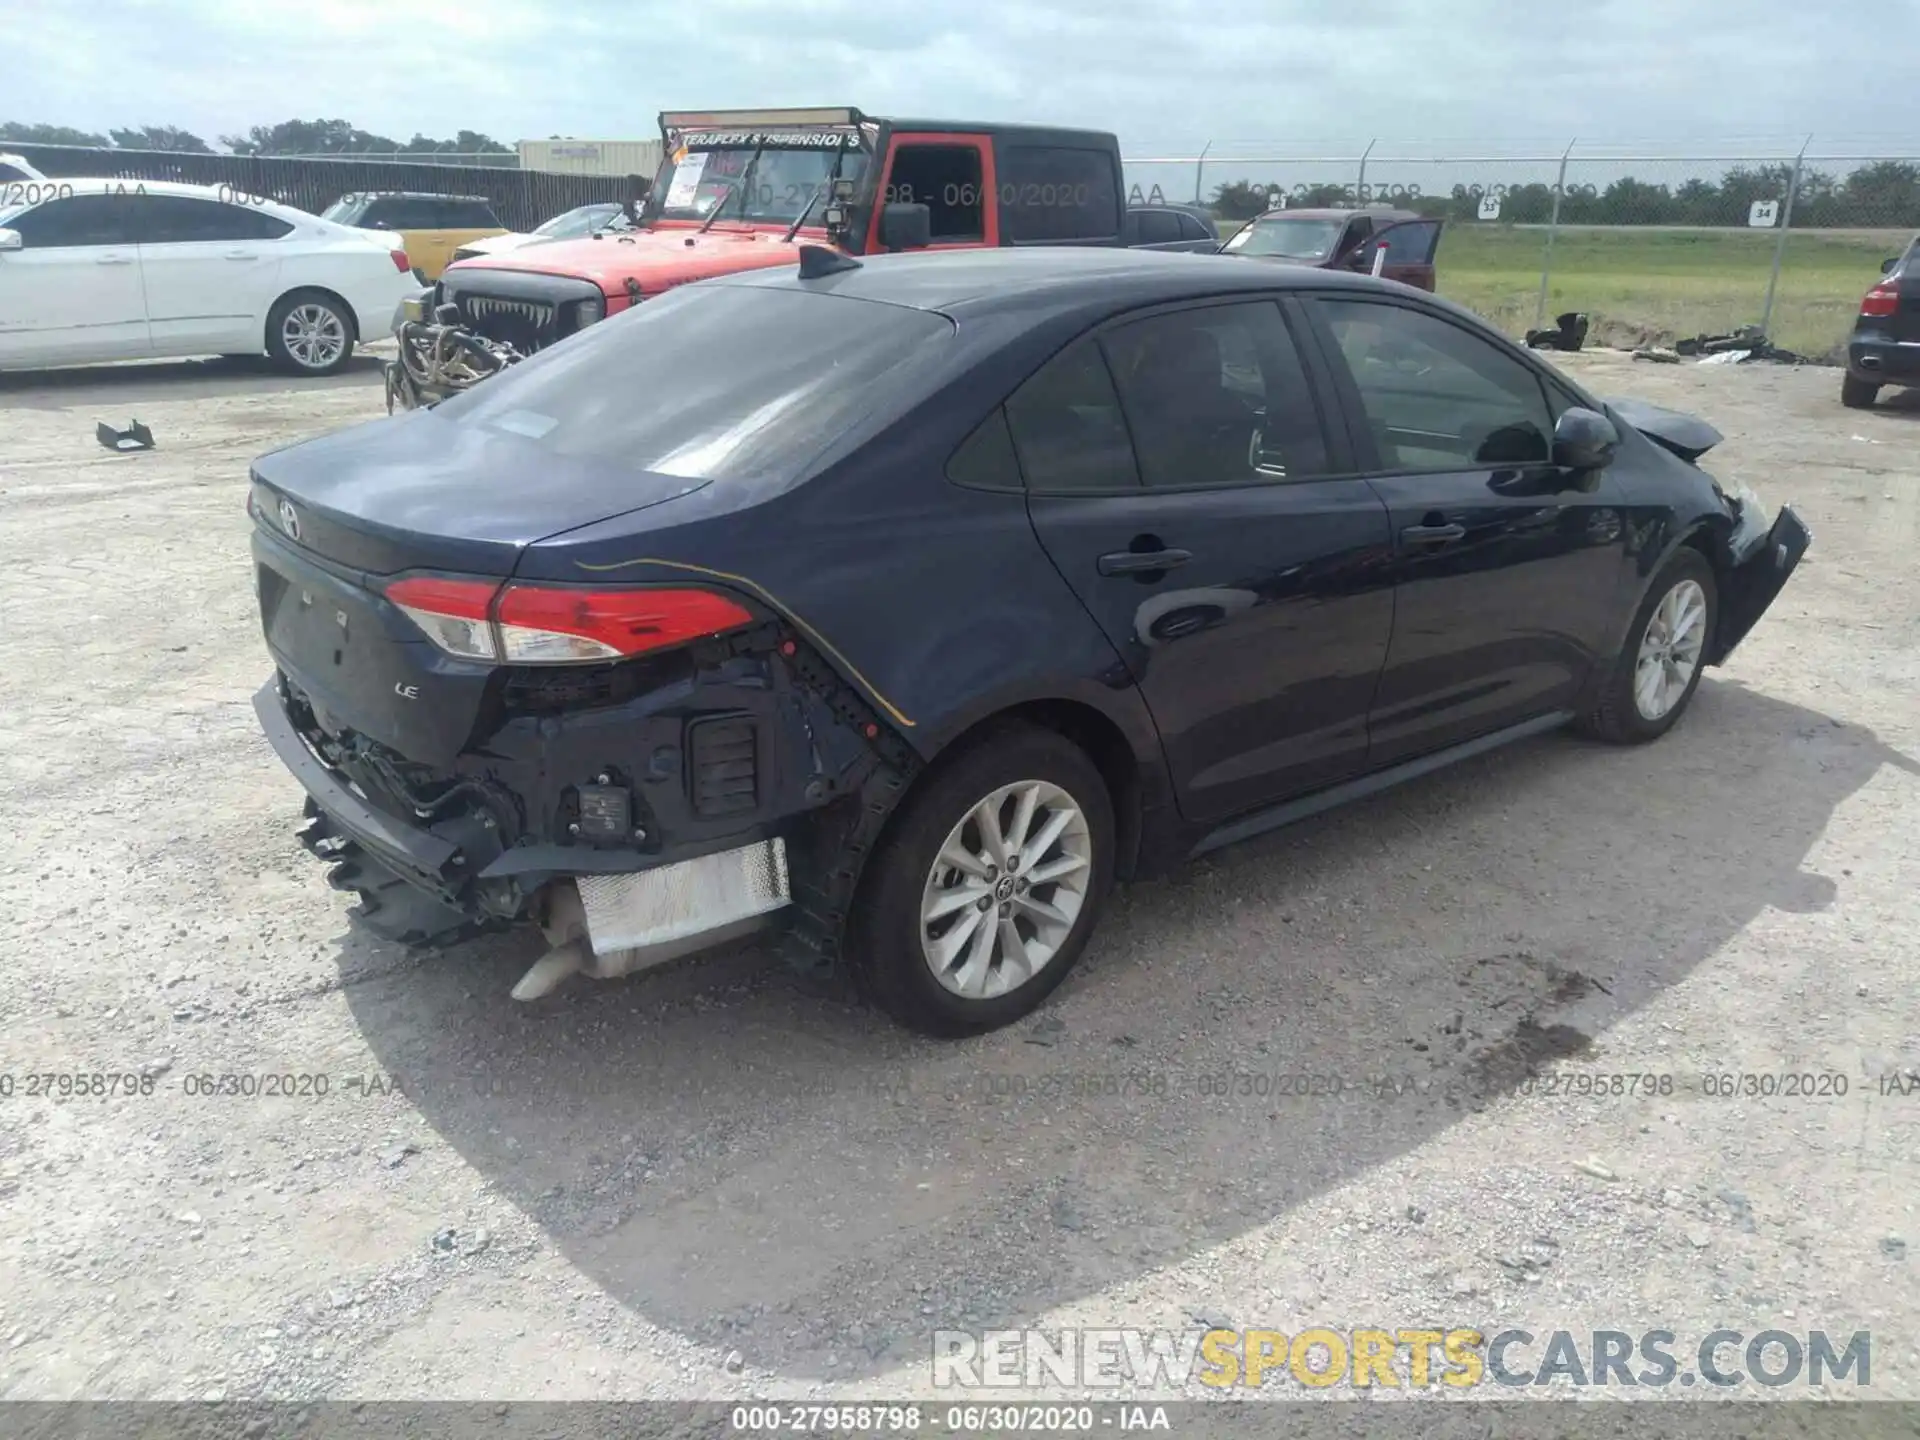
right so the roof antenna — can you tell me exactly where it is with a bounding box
[797,245,862,279]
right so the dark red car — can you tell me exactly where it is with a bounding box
[1220,207,1443,291]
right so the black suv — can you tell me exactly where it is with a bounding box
[1842,233,1920,409]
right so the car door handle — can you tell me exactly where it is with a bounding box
[223,250,257,260]
[1400,523,1466,545]
[1098,548,1192,576]
[95,255,134,265]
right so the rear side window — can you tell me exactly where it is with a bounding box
[1133,210,1182,244]
[9,194,132,247]
[435,285,955,484]
[363,197,436,229]
[130,195,293,242]
[1003,340,1140,491]
[946,408,1023,492]
[998,146,1120,243]
[0,161,32,182]
[1177,211,1214,241]
[439,198,501,228]
[1100,301,1331,487]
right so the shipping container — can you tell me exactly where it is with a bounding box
[516,139,664,178]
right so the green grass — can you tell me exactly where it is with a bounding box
[1216,220,1902,359]
[1439,225,1899,359]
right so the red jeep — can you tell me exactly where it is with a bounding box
[387,107,1126,408]
[1219,207,1443,292]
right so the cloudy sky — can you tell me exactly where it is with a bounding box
[9,0,1916,162]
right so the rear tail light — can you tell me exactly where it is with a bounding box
[386,577,499,660]
[1861,284,1898,318]
[390,249,411,274]
[496,586,753,663]
[383,578,754,665]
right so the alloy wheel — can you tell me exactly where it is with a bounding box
[1634,577,1707,721]
[283,303,347,370]
[919,779,1094,1001]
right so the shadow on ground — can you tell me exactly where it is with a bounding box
[0,353,386,408]
[337,679,1913,1381]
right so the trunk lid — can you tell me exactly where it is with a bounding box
[250,408,708,578]
[251,409,710,766]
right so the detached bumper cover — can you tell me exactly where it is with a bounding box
[1710,504,1811,665]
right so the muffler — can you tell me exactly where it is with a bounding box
[510,840,790,1001]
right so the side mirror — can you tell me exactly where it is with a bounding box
[1881,256,1899,275]
[878,202,931,252]
[1553,406,1619,471]
[0,228,20,252]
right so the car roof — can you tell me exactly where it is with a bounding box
[878,120,1116,143]
[0,177,321,222]
[350,191,492,202]
[718,244,1423,318]
[1249,207,1421,223]
[1128,201,1214,218]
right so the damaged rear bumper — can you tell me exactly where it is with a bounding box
[256,677,798,968]
[1709,504,1812,665]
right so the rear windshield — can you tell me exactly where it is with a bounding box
[320,195,370,224]
[433,284,955,483]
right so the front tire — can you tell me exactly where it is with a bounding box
[1578,548,1717,744]
[848,723,1114,1037]
[1841,374,1881,410]
[266,291,356,376]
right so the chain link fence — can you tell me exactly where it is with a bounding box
[2,143,629,232]
[1124,140,1920,361]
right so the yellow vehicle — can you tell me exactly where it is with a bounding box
[319,192,507,281]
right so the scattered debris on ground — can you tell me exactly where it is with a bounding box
[1525,311,1590,353]
[95,419,155,451]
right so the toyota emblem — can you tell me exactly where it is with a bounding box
[277,498,301,541]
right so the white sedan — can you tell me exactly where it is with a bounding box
[0,178,418,375]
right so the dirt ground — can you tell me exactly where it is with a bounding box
[0,344,1916,1407]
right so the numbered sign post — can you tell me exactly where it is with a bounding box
[1477,194,1502,221]
[1748,199,1781,228]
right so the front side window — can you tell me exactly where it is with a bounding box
[1100,301,1330,487]
[6,194,132,247]
[1318,299,1553,472]
[883,144,984,241]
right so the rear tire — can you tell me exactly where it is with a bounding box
[1577,549,1717,745]
[1841,374,1880,409]
[848,723,1114,1037]
[266,290,356,376]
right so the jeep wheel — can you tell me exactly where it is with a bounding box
[849,723,1113,1037]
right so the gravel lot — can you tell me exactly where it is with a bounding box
[0,345,1916,1407]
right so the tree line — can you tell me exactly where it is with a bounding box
[1211,161,1920,228]
[0,119,512,157]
